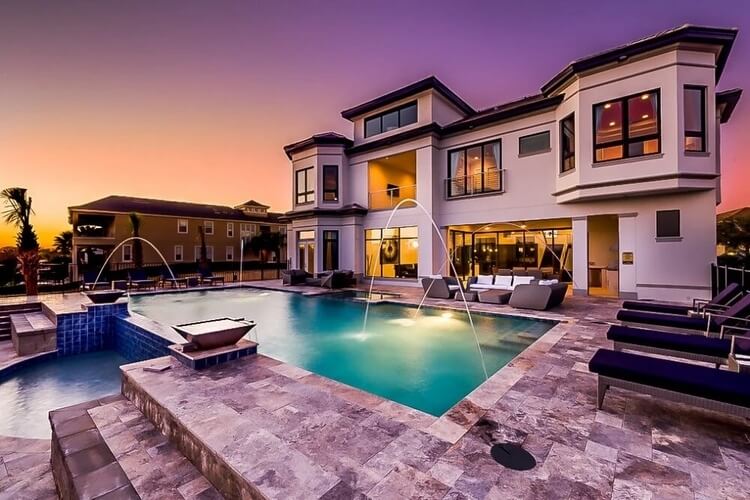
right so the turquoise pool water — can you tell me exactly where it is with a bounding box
[0,351,127,438]
[130,289,554,416]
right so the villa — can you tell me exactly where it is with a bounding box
[283,24,742,303]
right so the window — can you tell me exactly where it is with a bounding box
[364,101,418,138]
[206,246,214,261]
[204,221,214,235]
[174,245,183,262]
[684,86,706,152]
[323,231,339,271]
[226,246,234,261]
[122,244,132,262]
[519,131,550,156]
[560,113,575,172]
[240,223,256,237]
[656,210,680,238]
[365,226,419,278]
[295,167,314,204]
[177,219,188,234]
[593,90,660,162]
[227,223,234,238]
[322,165,339,202]
[298,230,315,241]
[447,140,502,197]
[194,246,202,261]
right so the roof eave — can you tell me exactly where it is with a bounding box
[717,88,743,123]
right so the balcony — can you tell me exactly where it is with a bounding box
[368,184,417,211]
[445,169,504,199]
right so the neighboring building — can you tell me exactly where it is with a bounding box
[68,196,286,274]
[283,25,742,302]
[717,206,750,259]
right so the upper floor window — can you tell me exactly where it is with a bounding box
[177,219,188,234]
[240,223,256,237]
[323,165,339,202]
[364,101,418,138]
[447,140,502,198]
[684,86,706,152]
[295,167,314,204]
[593,90,660,163]
[203,221,214,235]
[227,222,234,238]
[560,113,575,172]
[519,131,550,156]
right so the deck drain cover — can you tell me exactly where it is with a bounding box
[490,443,536,471]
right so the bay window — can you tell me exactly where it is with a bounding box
[684,86,706,152]
[295,167,314,204]
[594,90,660,162]
[322,165,339,202]
[560,113,575,172]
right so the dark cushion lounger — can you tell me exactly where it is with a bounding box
[588,349,750,417]
[607,325,732,363]
[622,283,742,316]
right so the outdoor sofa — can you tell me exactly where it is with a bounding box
[617,293,750,337]
[305,270,354,289]
[421,275,463,299]
[466,274,536,292]
[621,282,742,316]
[509,282,569,311]
[281,269,309,285]
[588,348,750,418]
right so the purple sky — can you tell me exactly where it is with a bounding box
[0,0,747,245]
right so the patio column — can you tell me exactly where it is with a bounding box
[618,213,637,299]
[571,216,588,296]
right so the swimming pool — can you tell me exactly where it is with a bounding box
[0,350,127,438]
[130,288,554,416]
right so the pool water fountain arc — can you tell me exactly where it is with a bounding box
[362,197,489,381]
[90,236,178,291]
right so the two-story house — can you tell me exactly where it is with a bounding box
[282,25,742,301]
[68,196,286,277]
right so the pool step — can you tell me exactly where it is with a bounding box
[0,303,42,342]
[50,394,221,499]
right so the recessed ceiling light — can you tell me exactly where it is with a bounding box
[473,156,479,160]
[609,121,616,127]
[641,94,650,100]
[604,103,612,109]
[642,114,649,119]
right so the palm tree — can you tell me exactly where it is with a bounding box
[197,225,208,272]
[128,212,143,268]
[53,230,73,260]
[248,231,282,279]
[1,187,40,295]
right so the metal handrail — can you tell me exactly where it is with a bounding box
[445,169,504,198]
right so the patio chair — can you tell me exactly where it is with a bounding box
[128,269,157,291]
[617,293,750,337]
[305,271,332,287]
[281,269,309,286]
[509,282,568,310]
[588,348,750,418]
[160,268,187,288]
[606,324,739,367]
[81,270,108,290]
[199,269,225,286]
[421,276,461,299]
[621,283,742,316]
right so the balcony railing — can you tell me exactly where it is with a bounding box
[368,184,417,211]
[445,169,504,199]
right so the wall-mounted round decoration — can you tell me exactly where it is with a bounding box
[381,238,399,264]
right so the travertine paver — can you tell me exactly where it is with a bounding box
[0,435,57,499]
[123,282,750,499]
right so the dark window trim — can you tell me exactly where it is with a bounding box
[656,209,681,239]
[323,230,339,271]
[295,166,314,205]
[560,113,576,173]
[518,130,551,156]
[446,139,503,198]
[592,88,661,163]
[684,85,707,153]
[322,165,339,203]
[364,101,418,138]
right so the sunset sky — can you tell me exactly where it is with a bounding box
[0,0,748,247]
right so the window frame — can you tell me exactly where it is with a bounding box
[174,244,183,262]
[122,244,133,263]
[225,245,234,261]
[446,139,503,198]
[226,222,234,238]
[364,101,418,138]
[518,131,551,157]
[656,209,681,239]
[322,165,339,202]
[592,88,661,163]
[684,85,707,153]
[560,113,576,173]
[322,230,339,271]
[203,221,214,235]
[295,166,315,205]
[206,245,214,262]
[177,219,188,234]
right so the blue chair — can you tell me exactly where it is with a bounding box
[622,283,742,316]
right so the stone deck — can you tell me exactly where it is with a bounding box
[121,283,750,499]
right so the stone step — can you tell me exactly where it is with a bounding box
[50,394,222,499]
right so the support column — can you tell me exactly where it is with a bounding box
[572,216,588,296]
[618,213,637,299]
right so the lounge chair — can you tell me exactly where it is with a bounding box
[281,269,309,285]
[621,283,743,316]
[616,294,750,337]
[509,282,568,310]
[588,348,750,418]
[128,269,157,291]
[606,324,738,367]
[421,276,462,299]
[81,270,108,290]
[161,268,187,288]
[199,269,225,286]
